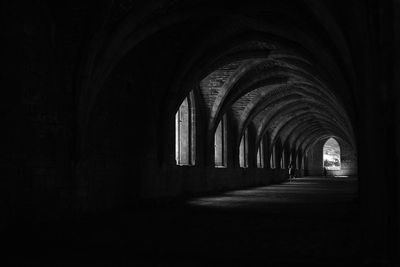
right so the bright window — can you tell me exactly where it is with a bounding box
[239,128,248,168]
[215,116,227,167]
[175,93,195,165]
[257,139,264,168]
[270,145,276,169]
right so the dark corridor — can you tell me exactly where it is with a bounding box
[4,1,400,266]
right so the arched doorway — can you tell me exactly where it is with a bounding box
[323,138,341,172]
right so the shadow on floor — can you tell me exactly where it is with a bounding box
[6,177,360,266]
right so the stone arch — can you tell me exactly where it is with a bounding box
[76,1,358,165]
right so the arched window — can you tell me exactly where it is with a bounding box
[323,137,341,170]
[239,128,248,168]
[215,115,227,167]
[257,138,264,168]
[270,144,276,169]
[175,92,195,166]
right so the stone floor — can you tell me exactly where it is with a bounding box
[6,177,360,266]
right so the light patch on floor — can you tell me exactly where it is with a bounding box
[187,177,358,208]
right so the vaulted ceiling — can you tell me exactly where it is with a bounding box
[78,0,359,156]
[198,36,355,153]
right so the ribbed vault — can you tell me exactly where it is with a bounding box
[77,0,358,168]
[194,30,356,166]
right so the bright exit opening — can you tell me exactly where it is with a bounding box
[323,137,341,170]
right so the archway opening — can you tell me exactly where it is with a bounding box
[323,138,341,170]
[257,138,264,168]
[214,115,227,167]
[175,92,196,166]
[270,145,276,169]
[239,128,249,168]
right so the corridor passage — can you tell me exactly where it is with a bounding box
[9,177,360,266]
